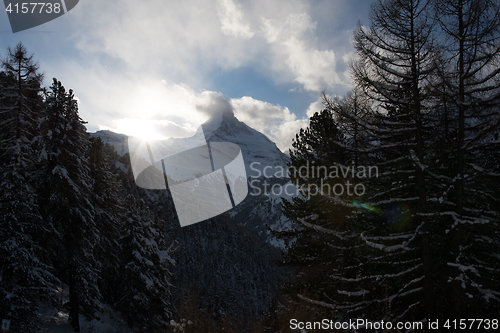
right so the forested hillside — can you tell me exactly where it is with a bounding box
[0,43,178,332]
[0,43,283,333]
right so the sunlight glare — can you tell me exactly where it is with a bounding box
[110,81,207,141]
[112,119,166,141]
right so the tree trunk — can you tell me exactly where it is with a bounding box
[452,0,465,319]
[68,270,80,332]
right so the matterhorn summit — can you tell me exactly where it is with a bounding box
[199,106,289,178]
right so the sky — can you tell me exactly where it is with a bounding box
[0,0,372,151]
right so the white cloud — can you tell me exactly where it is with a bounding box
[306,98,325,117]
[231,96,294,130]
[260,12,347,92]
[196,91,234,118]
[286,42,342,91]
[261,13,316,43]
[217,0,254,39]
[104,81,220,139]
[69,0,352,92]
[231,96,308,151]
[49,58,210,138]
[271,118,309,152]
[70,0,262,78]
[31,0,361,149]
[92,86,310,151]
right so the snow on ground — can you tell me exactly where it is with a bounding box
[39,285,132,333]
[39,305,132,333]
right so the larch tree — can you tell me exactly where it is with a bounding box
[277,104,374,321]
[432,0,500,318]
[280,0,442,323]
[326,0,437,321]
[279,0,500,324]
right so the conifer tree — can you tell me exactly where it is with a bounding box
[0,43,43,155]
[88,137,124,304]
[432,0,500,318]
[342,0,438,320]
[280,0,439,321]
[278,106,372,320]
[279,0,500,324]
[0,44,57,332]
[116,195,176,332]
[41,79,101,332]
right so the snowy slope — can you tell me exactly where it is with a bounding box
[199,108,295,244]
[89,130,129,156]
[91,109,295,247]
[39,285,131,333]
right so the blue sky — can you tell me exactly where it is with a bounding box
[0,0,372,151]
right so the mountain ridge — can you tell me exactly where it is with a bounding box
[90,111,295,246]
[91,110,290,178]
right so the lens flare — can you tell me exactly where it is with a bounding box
[352,201,383,213]
[353,201,412,230]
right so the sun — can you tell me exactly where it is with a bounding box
[112,118,166,141]
[107,80,206,141]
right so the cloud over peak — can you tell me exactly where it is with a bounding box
[196,91,234,118]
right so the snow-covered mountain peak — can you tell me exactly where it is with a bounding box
[91,110,290,180]
[91,112,295,246]
[199,107,245,139]
[199,109,289,178]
